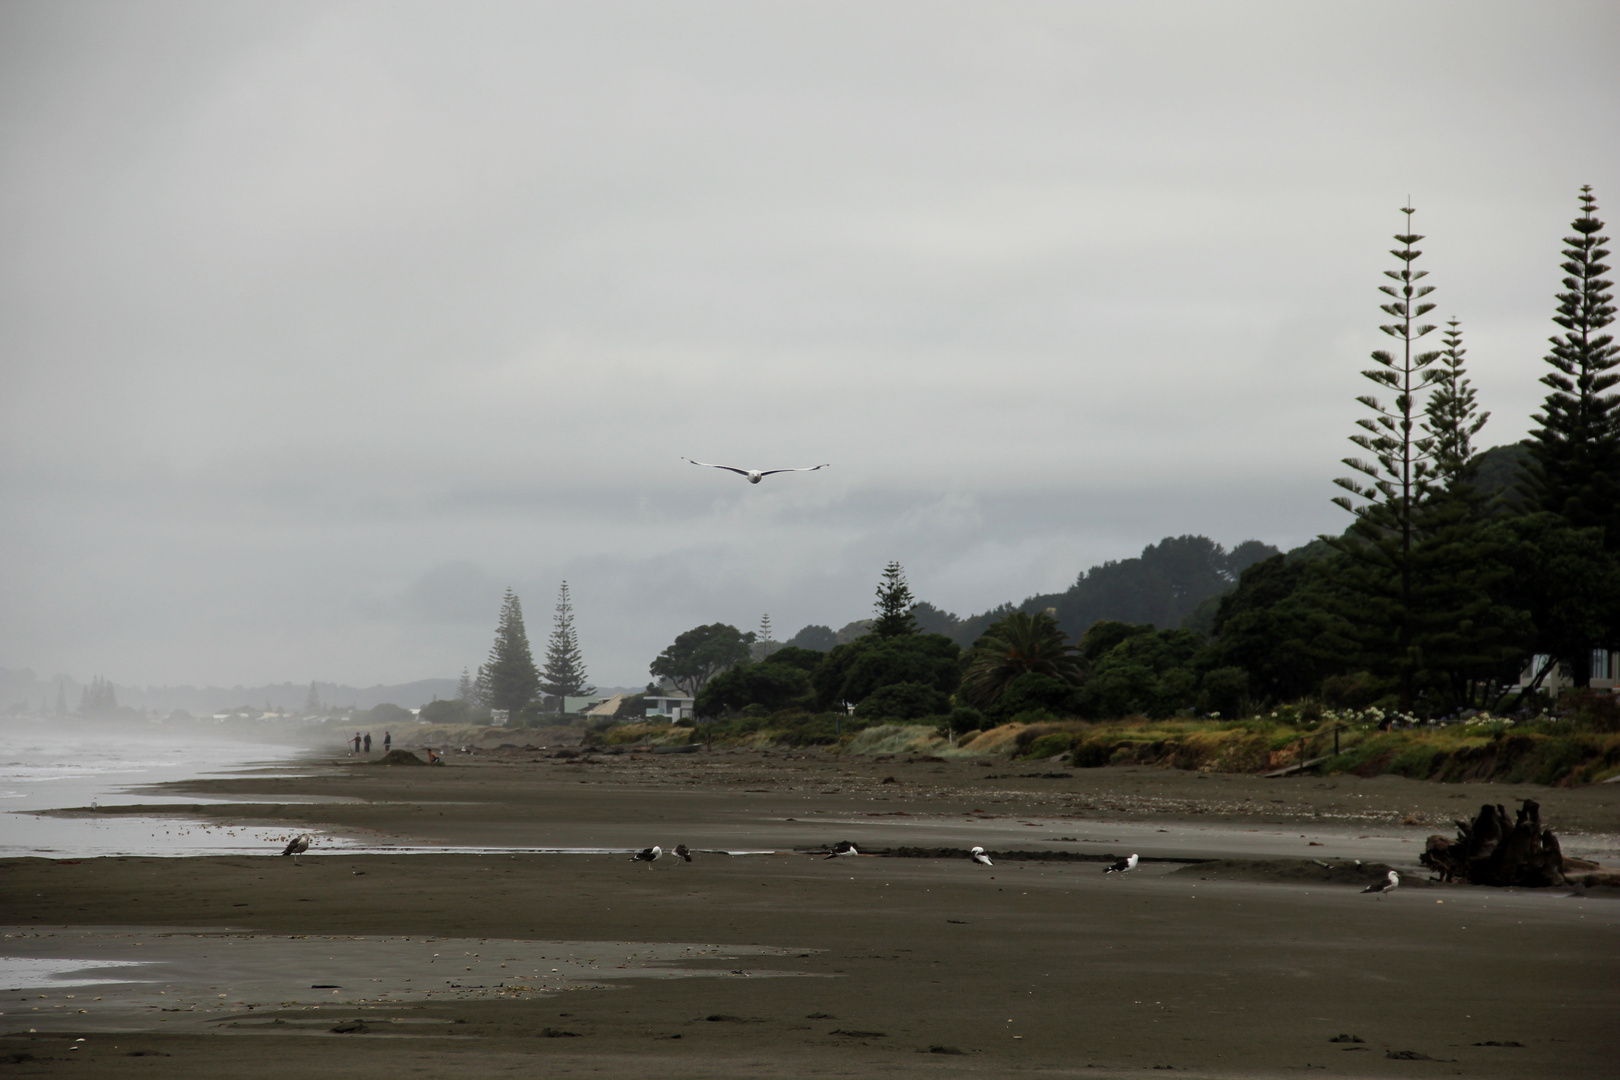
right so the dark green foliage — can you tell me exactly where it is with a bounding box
[1489,513,1620,691]
[1200,667,1250,718]
[811,633,961,709]
[945,705,986,733]
[1472,443,1532,513]
[476,589,542,715]
[1079,620,1152,663]
[649,623,756,697]
[364,702,413,725]
[696,661,814,717]
[541,581,593,705]
[785,624,838,651]
[872,562,919,637]
[961,610,1082,709]
[1521,186,1620,546]
[1208,555,1345,702]
[1077,627,1204,719]
[760,646,825,674]
[987,672,1083,725]
[852,681,950,721]
[1320,671,1387,710]
[419,698,470,725]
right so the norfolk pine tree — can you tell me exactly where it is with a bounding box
[477,588,542,715]
[541,580,594,709]
[1521,186,1620,547]
[1326,207,1442,712]
[872,562,919,637]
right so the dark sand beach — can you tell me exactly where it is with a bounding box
[4,748,1618,1077]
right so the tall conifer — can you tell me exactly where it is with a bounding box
[872,562,919,637]
[479,588,542,714]
[1521,185,1619,547]
[1326,207,1442,711]
[541,581,593,708]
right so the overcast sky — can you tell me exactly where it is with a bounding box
[3,2,1617,690]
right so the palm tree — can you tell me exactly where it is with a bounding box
[961,610,1082,708]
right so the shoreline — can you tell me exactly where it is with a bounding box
[4,749,1618,1077]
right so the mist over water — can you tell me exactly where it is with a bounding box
[0,717,337,858]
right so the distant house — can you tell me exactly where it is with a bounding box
[1517,650,1619,696]
[564,695,610,715]
[582,694,625,720]
[645,694,695,721]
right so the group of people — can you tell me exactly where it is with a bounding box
[349,731,391,754]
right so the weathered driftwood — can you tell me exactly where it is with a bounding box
[1421,799,1565,887]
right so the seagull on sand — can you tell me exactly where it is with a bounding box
[970,846,993,867]
[280,835,310,863]
[674,844,693,863]
[1103,853,1138,874]
[631,845,662,864]
[1361,870,1399,898]
[824,840,859,860]
[683,458,830,485]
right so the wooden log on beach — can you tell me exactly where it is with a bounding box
[1421,799,1566,887]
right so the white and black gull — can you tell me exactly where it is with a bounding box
[824,840,859,860]
[1361,869,1399,897]
[1103,853,1139,874]
[631,845,662,864]
[970,846,993,867]
[683,458,830,485]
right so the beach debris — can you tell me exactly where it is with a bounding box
[329,1020,368,1033]
[970,846,993,867]
[1103,853,1138,874]
[1361,870,1400,898]
[631,846,662,864]
[1328,1034,1364,1043]
[1421,799,1566,886]
[683,458,830,484]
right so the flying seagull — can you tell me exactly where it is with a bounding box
[824,840,859,860]
[1361,870,1400,897]
[970,846,993,867]
[683,458,830,485]
[1103,853,1139,874]
[674,844,693,863]
[280,835,310,863]
[631,845,662,864]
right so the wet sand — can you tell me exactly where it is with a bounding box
[3,748,1619,1077]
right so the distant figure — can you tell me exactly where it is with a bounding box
[824,840,859,860]
[970,846,993,867]
[363,732,372,753]
[426,748,441,765]
[632,846,662,864]
[674,844,693,863]
[682,458,831,484]
[383,731,391,752]
[352,732,362,753]
[281,835,310,863]
[1103,853,1139,875]
[1362,870,1400,898]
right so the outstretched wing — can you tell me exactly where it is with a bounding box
[684,458,752,477]
[756,464,831,478]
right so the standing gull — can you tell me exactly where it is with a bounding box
[970,846,993,867]
[280,835,310,864]
[1361,870,1400,897]
[824,840,859,860]
[631,845,662,864]
[683,458,830,484]
[1103,853,1139,874]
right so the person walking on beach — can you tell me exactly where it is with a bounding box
[383,731,391,753]
[363,732,372,753]
[352,732,362,754]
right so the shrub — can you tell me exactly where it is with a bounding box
[853,681,950,721]
[1200,667,1250,719]
[419,699,469,725]
[1557,690,1620,733]
[1321,672,1384,710]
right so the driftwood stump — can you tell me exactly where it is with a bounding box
[1421,799,1565,887]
